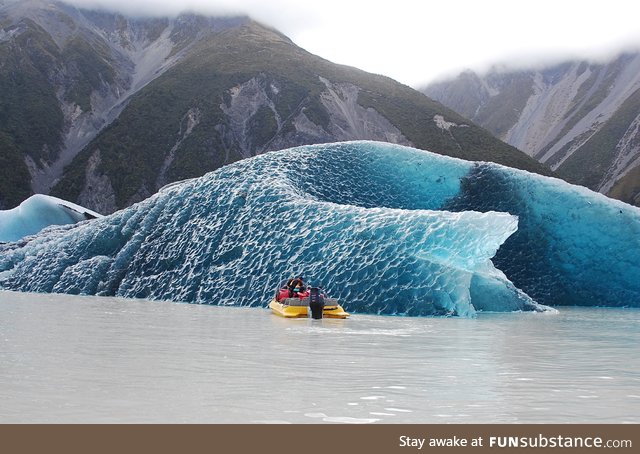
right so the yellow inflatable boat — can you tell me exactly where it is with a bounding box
[268,298,349,319]
[269,285,349,319]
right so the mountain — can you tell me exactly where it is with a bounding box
[0,0,245,210]
[423,52,640,206]
[0,0,549,213]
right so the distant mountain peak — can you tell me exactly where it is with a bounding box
[424,51,640,207]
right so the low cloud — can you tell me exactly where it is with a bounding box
[61,0,321,33]
[25,0,640,86]
[62,0,243,17]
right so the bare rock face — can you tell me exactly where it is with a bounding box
[220,76,283,157]
[77,150,117,215]
[219,75,411,159]
[317,77,412,145]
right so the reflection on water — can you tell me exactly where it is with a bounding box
[1,291,638,423]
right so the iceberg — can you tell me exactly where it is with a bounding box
[284,142,640,307]
[1,141,638,315]
[0,194,102,243]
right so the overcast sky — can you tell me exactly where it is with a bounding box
[63,0,640,87]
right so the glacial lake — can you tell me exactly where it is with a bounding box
[1,290,638,423]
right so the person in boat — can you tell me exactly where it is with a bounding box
[287,276,306,298]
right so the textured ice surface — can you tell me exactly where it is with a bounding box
[1,141,638,314]
[443,164,640,307]
[276,142,640,308]
[0,142,545,316]
[0,194,102,243]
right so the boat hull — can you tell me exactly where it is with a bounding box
[268,299,349,319]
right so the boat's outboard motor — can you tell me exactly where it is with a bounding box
[309,287,325,319]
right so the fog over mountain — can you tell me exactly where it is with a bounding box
[43,0,640,86]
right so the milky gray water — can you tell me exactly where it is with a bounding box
[1,290,638,423]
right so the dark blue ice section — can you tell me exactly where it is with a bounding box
[443,165,640,307]
[1,141,638,314]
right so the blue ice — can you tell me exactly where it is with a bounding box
[1,141,638,315]
[0,194,101,243]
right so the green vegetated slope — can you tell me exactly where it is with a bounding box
[52,21,550,212]
[0,12,119,208]
[0,19,63,207]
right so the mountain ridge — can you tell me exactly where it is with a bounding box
[1,0,549,213]
[1,0,248,208]
[424,52,640,206]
